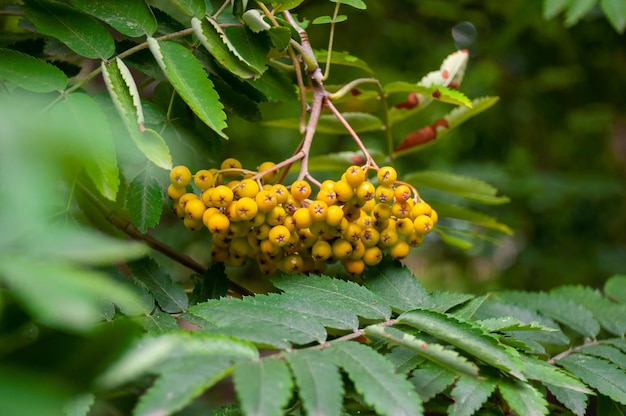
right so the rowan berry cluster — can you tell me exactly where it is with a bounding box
[167,159,437,275]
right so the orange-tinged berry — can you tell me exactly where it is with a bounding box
[255,189,277,212]
[316,188,338,206]
[363,246,383,266]
[342,258,365,274]
[258,161,278,183]
[411,201,432,218]
[179,192,199,209]
[377,166,397,185]
[290,180,312,201]
[308,200,328,221]
[394,184,412,202]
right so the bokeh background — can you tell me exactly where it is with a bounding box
[223,0,626,292]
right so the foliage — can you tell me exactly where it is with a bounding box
[0,0,625,415]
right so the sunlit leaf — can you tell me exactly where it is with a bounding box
[600,0,626,33]
[0,48,67,92]
[72,0,157,37]
[605,275,626,303]
[329,0,367,10]
[314,50,373,75]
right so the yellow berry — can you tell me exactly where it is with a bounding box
[377,166,397,186]
[202,207,221,228]
[221,157,242,178]
[185,198,207,220]
[389,240,410,259]
[268,225,291,247]
[308,200,328,222]
[234,179,260,199]
[320,180,336,191]
[167,184,187,200]
[379,227,399,247]
[235,197,258,221]
[375,185,395,204]
[183,217,203,231]
[178,192,199,209]
[356,181,376,202]
[290,180,312,201]
[391,201,413,219]
[282,254,304,273]
[411,201,432,219]
[312,240,332,261]
[333,180,355,202]
[266,206,287,226]
[258,161,278,183]
[394,184,412,202]
[316,188,338,206]
[342,223,362,243]
[406,231,424,247]
[361,227,380,247]
[363,246,383,266]
[413,215,434,234]
[293,207,313,229]
[170,165,192,186]
[332,239,353,259]
[194,169,214,190]
[372,203,392,221]
[349,240,366,260]
[255,189,278,212]
[344,165,365,188]
[342,258,365,274]
[211,185,234,208]
[271,184,289,204]
[326,205,345,226]
[430,208,439,224]
[207,212,230,234]
[396,217,414,236]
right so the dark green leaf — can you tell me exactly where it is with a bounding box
[450,294,488,320]
[314,50,373,75]
[71,0,157,37]
[267,27,292,50]
[23,0,114,59]
[410,362,457,401]
[246,66,296,101]
[405,171,510,205]
[0,48,67,92]
[399,309,526,380]
[129,258,189,313]
[425,291,474,313]
[521,355,592,393]
[234,359,293,416]
[147,37,228,139]
[224,25,269,75]
[448,376,495,416]
[361,256,428,313]
[578,345,626,368]
[211,77,262,122]
[126,170,163,233]
[546,384,588,416]
[171,0,206,17]
[272,274,391,320]
[286,350,343,416]
[600,0,626,33]
[604,275,626,303]
[497,378,549,416]
[557,354,626,405]
[140,309,179,333]
[543,0,570,19]
[328,342,423,416]
[190,262,229,304]
[330,0,367,10]
[271,0,305,12]
[387,346,425,374]
[434,202,513,234]
[0,368,72,416]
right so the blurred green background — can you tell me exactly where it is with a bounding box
[223,0,626,292]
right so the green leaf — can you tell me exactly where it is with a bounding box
[405,171,510,205]
[521,355,592,393]
[0,256,143,332]
[286,350,343,416]
[330,0,367,10]
[234,358,293,416]
[451,294,488,320]
[327,342,423,416]
[434,202,513,234]
[557,354,626,405]
[361,256,428,313]
[171,0,206,17]
[63,393,94,416]
[192,17,261,79]
[246,66,296,102]
[551,285,626,336]
[312,15,347,24]
[272,274,391,320]
[605,274,626,303]
[242,9,271,32]
[433,227,474,250]
[546,384,588,416]
[564,0,597,26]
[190,262,229,304]
[101,59,172,170]
[578,345,626,368]
[446,96,499,130]
[140,309,179,333]
[264,112,383,134]
[0,368,72,416]
[71,0,157,37]
[480,316,558,333]
[128,258,189,313]
[50,93,120,200]
[23,0,114,59]
[147,37,228,139]
[410,362,457,401]
[497,378,549,416]
[385,82,472,107]
[543,0,570,19]
[271,0,305,12]
[126,170,163,233]
[314,50,373,75]
[606,338,626,354]
[365,325,480,378]
[0,48,67,92]
[223,25,269,75]
[448,376,495,416]
[189,297,327,348]
[387,346,425,374]
[399,309,526,380]
[425,291,474,313]
[600,0,626,33]
[267,27,291,50]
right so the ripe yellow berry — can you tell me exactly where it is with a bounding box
[344,165,366,188]
[290,180,312,201]
[379,227,399,247]
[372,203,392,221]
[316,188,338,206]
[375,185,395,204]
[194,169,214,190]
[167,184,187,200]
[293,207,313,229]
[406,231,425,247]
[312,240,332,261]
[202,207,221,228]
[183,217,203,231]
[211,185,234,208]
[178,192,199,209]
[394,184,412,202]
[308,200,328,221]
[342,258,365,274]
[170,165,192,186]
[268,225,291,247]
[363,246,383,266]
[377,166,397,186]
[207,212,230,234]
[413,214,434,234]
[255,189,278,212]
[221,157,242,178]
[185,198,207,220]
[201,188,214,206]
[172,202,185,218]
[389,240,410,259]
[283,195,301,214]
[320,180,336,191]
[343,223,362,243]
[361,227,380,247]
[332,239,353,259]
[266,205,287,226]
[234,179,260,199]
[396,217,414,236]
[258,161,278,183]
[271,184,289,204]
[333,180,355,202]
[326,205,345,227]
[430,208,439,224]
[282,254,304,273]
[391,201,412,219]
[235,197,258,221]
[411,201,432,219]
[356,181,376,202]
[349,240,366,260]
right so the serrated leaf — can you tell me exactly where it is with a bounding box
[434,202,513,234]
[365,325,479,378]
[314,50,373,75]
[546,384,588,416]
[606,338,626,353]
[50,93,120,200]
[234,358,293,416]
[0,48,67,92]
[361,256,428,313]
[246,66,296,101]
[272,274,391,320]
[496,291,600,338]
[23,0,114,59]
[497,378,549,416]
[223,25,269,75]
[405,171,510,205]
[140,309,178,333]
[129,258,189,313]
[267,26,291,50]
[480,316,558,333]
[286,350,343,416]
[63,393,94,416]
[410,362,457,401]
[193,17,261,79]
[605,275,626,303]
[328,342,423,416]
[264,112,383,134]
[451,294,488,320]
[557,354,626,405]
[387,346,425,374]
[171,0,206,17]
[147,37,227,139]
[521,355,593,393]
[448,376,495,416]
[564,0,597,26]
[578,345,626,368]
[551,285,626,336]
[329,0,367,10]
[101,59,172,169]
[190,262,229,304]
[385,82,472,107]
[425,291,474,313]
[72,0,157,37]
[126,170,163,233]
[544,0,570,19]
[600,0,626,33]
[189,297,327,348]
[399,309,526,380]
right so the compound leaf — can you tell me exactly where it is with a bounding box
[497,378,549,416]
[328,342,423,416]
[557,354,626,405]
[577,345,626,370]
[425,291,474,313]
[410,362,457,401]
[234,358,293,416]
[147,37,227,139]
[546,384,588,416]
[286,350,343,416]
[223,25,268,75]
[23,0,114,59]
[0,48,67,92]
[448,376,495,416]
[479,316,558,333]
[272,274,391,320]
[405,171,510,205]
[129,258,188,313]
[399,309,526,380]
[126,170,163,233]
[564,0,596,27]
[72,0,157,37]
[521,355,592,393]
